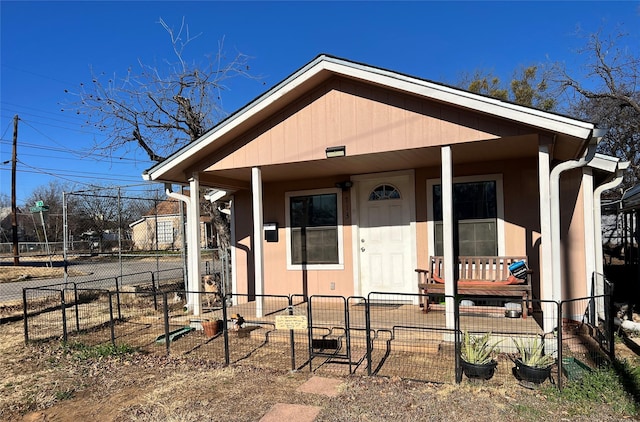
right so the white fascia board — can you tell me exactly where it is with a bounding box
[587,153,630,173]
[128,218,145,228]
[587,154,620,173]
[204,189,228,203]
[322,59,594,139]
[145,55,595,181]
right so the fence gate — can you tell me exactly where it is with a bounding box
[307,295,367,374]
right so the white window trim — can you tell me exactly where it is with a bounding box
[285,187,344,270]
[426,174,505,256]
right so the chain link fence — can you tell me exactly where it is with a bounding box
[1,186,233,308]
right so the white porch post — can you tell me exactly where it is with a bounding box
[441,146,455,329]
[230,196,238,305]
[252,167,265,317]
[188,175,202,316]
[582,168,596,297]
[538,144,554,333]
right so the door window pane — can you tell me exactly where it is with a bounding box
[369,184,401,201]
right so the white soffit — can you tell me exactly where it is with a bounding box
[144,55,595,182]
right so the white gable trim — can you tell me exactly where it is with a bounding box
[144,55,595,182]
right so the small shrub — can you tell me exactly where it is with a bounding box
[513,337,555,368]
[460,331,500,365]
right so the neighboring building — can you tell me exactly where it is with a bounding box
[143,55,629,329]
[0,206,27,243]
[129,199,211,251]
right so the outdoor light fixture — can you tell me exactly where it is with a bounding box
[326,145,346,158]
[336,181,353,191]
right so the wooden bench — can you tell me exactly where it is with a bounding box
[416,256,533,318]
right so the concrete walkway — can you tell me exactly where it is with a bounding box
[259,376,343,422]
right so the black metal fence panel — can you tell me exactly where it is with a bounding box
[23,287,67,342]
[22,277,614,389]
[366,292,457,383]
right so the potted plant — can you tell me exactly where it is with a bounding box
[512,337,555,384]
[201,319,224,337]
[459,331,500,380]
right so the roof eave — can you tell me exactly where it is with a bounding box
[143,55,596,183]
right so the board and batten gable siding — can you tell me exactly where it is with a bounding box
[207,77,529,171]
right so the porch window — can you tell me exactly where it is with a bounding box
[433,181,498,256]
[287,189,342,267]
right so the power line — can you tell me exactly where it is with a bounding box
[1,63,76,86]
[0,163,145,182]
[3,150,147,165]
[0,139,147,164]
[18,118,93,159]
[1,101,90,125]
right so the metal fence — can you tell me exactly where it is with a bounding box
[22,278,614,389]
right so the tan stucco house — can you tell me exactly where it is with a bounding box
[143,55,628,331]
[129,198,211,251]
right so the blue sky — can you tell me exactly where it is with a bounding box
[1,1,639,206]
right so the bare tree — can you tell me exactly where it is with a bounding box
[64,18,257,251]
[24,180,75,243]
[65,18,254,162]
[554,30,640,190]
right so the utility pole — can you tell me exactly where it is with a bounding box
[11,115,19,266]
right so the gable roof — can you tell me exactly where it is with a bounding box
[143,54,595,185]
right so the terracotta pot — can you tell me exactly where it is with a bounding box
[461,359,498,380]
[202,320,223,337]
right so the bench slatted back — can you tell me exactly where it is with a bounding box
[430,256,527,282]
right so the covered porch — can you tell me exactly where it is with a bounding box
[142,55,629,335]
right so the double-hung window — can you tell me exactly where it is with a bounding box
[286,188,343,269]
[429,176,503,256]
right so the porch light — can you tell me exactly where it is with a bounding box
[326,145,346,158]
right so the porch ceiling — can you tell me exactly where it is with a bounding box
[198,135,540,189]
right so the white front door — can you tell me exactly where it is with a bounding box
[356,172,415,296]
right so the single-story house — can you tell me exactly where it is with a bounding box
[129,198,211,251]
[143,55,628,331]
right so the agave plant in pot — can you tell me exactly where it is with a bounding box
[460,331,500,380]
[512,337,555,384]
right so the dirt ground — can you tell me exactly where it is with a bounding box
[1,261,639,421]
[0,310,638,422]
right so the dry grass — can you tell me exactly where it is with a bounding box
[0,264,86,283]
[2,269,638,421]
[1,310,638,421]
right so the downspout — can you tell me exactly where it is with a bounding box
[166,178,202,316]
[549,129,605,305]
[591,161,630,295]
